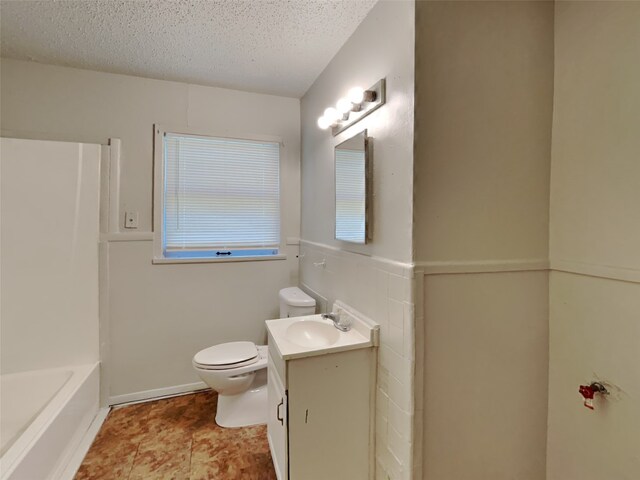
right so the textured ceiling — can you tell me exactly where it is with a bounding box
[0,0,378,97]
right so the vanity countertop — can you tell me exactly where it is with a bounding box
[266,303,379,360]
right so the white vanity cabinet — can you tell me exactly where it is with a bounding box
[267,351,288,480]
[266,309,378,480]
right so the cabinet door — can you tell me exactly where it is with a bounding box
[267,354,288,480]
[288,349,373,480]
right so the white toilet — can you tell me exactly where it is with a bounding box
[193,287,316,428]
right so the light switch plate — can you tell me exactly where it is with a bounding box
[124,211,139,229]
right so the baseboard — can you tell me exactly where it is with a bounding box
[108,381,208,406]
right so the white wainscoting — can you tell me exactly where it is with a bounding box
[299,239,416,480]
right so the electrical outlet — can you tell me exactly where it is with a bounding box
[124,211,139,229]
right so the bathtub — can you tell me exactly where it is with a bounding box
[0,363,99,480]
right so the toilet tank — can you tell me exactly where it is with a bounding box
[279,287,316,318]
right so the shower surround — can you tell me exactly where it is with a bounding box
[0,138,101,479]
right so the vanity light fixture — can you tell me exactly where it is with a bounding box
[317,116,332,129]
[336,98,352,117]
[317,78,386,136]
[323,107,340,124]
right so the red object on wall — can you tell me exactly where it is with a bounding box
[579,384,595,410]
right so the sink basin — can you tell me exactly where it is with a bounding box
[285,320,340,348]
[266,307,379,360]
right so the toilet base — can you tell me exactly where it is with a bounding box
[215,370,268,428]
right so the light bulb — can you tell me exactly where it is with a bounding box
[317,116,331,130]
[348,86,365,104]
[323,107,340,123]
[336,97,352,114]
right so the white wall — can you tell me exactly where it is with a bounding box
[0,59,301,235]
[106,241,296,397]
[301,1,415,264]
[0,59,301,399]
[300,1,415,479]
[1,138,100,373]
[547,2,640,479]
[414,2,554,479]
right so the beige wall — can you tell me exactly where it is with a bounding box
[550,1,640,272]
[423,271,549,479]
[414,1,554,479]
[547,272,640,479]
[0,59,301,399]
[300,1,416,479]
[547,2,640,479]
[414,0,553,263]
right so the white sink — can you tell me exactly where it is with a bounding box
[266,307,379,360]
[285,319,340,348]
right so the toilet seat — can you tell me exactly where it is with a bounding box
[193,356,258,370]
[193,345,268,374]
[193,342,265,371]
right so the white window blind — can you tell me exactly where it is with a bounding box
[163,133,280,253]
[335,148,366,243]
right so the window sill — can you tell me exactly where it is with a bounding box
[152,254,287,265]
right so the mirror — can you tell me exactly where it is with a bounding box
[335,130,371,244]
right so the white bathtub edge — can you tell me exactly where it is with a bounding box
[55,407,109,480]
[1,363,100,480]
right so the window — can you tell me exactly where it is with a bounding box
[153,127,282,262]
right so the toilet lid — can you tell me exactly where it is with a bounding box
[193,341,258,367]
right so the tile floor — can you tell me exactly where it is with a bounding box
[75,390,276,480]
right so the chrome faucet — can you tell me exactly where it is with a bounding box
[322,312,352,332]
